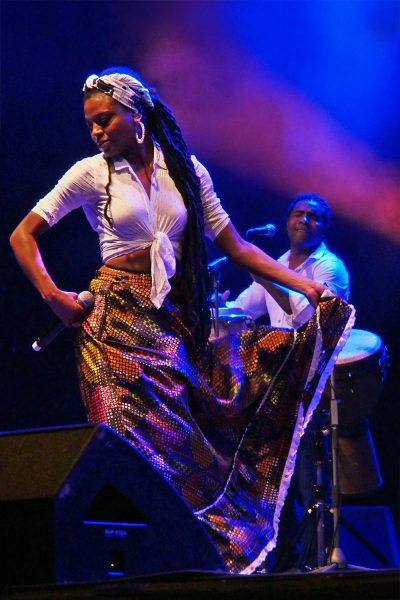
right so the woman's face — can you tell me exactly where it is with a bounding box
[84,93,137,158]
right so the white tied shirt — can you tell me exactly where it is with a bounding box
[227,243,349,328]
[32,145,230,308]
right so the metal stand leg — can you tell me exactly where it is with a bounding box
[328,370,348,568]
[314,429,330,567]
[208,256,228,338]
[298,421,331,571]
[210,269,220,338]
[309,372,373,573]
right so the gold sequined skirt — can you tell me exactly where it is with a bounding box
[76,265,355,574]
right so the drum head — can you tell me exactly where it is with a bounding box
[211,307,252,318]
[336,329,382,365]
[210,307,255,340]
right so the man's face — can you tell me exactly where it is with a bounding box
[286,200,326,251]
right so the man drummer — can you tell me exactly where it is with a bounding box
[226,193,350,571]
[226,193,349,327]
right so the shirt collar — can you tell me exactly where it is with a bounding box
[153,143,167,169]
[280,242,327,269]
[108,141,167,172]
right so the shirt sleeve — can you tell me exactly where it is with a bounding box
[310,255,350,300]
[226,281,269,320]
[191,156,230,240]
[31,158,97,227]
[287,292,314,329]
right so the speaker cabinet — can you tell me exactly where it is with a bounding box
[0,424,226,585]
[340,506,400,569]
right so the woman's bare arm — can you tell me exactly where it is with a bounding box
[10,212,86,325]
[214,222,325,308]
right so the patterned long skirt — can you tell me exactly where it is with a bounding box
[76,265,354,574]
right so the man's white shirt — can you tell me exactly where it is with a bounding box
[226,243,349,329]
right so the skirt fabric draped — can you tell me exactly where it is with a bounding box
[76,265,355,574]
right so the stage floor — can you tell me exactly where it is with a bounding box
[1,569,399,600]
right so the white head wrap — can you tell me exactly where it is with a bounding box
[83,73,154,115]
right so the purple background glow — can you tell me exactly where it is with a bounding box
[1,0,399,537]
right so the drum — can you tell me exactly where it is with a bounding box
[333,329,388,432]
[210,307,255,340]
[329,329,389,495]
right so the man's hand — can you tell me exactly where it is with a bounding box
[211,290,231,306]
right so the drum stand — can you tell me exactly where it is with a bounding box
[298,425,331,570]
[305,371,371,573]
[325,370,348,569]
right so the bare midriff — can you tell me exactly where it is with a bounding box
[104,247,152,274]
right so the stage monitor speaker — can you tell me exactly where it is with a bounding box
[339,506,400,569]
[0,424,226,585]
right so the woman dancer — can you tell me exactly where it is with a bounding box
[10,67,354,573]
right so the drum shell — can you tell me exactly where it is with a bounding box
[321,331,387,434]
[321,329,387,495]
[333,350,385,434]
[338,428,382,495]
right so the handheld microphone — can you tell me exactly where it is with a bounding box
[246,223,276,240]
[208,256,228,270]
[32,291,94,352]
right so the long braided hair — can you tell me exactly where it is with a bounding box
[84,68,212,352]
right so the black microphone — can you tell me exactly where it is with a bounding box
[245,223,276,240]
[208,256,228,270]
[32,291,94,352]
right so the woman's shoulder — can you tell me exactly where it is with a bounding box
[190,154,204,169]
[60,153,108,186]
[190,155,211,181]
[69,153,106,172]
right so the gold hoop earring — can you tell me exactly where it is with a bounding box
[135,119,145,144]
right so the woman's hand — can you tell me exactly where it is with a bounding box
[10,212,90,327]
[45,289,88,327]
[302,281,328,308]
[214,224,330,306]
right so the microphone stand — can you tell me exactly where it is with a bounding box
[245,231,258,243]
[211,269,220,338]
[208,257,227,338]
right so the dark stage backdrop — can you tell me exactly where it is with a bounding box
[1,1,399,532]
